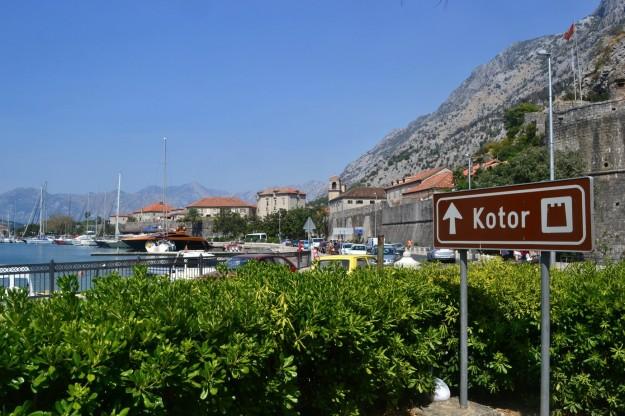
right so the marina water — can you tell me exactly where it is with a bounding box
[0,244,132,265]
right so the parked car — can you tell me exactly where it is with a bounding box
[311,238,324,249]
[226,254,297,272]
[391,243,405,256]
[347,244,367,255]
[313,254,376,273]
[338,242,353,255]
[427,248,456,263]
[382,246,400,265]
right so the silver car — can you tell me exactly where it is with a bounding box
[427,248,456,263]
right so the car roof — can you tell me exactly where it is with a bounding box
[318,255,375,260]
[230,254,285,259]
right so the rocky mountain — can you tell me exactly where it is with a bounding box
[0,180,327,224]
[340,0,625,187]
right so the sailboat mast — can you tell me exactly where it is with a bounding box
[115,173,121,239]
[163,137,168,232]
[39,185,44,237]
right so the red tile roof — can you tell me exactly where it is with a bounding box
[403,170,455,195]
[136,202,176,213]
[335,187,386,199]
[257,187,306,197]
[385,167,447,189]
[462,160,501,176]
[188,196,256,209]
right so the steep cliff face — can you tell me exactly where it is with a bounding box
[340,0,625,187]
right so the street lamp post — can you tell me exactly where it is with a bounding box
[466,153,473,190]
[537,49,555,181]
[537,48,555,416]
[373,192,377,237]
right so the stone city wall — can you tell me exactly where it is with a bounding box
[329,199,433,247]
[554,98,625,259]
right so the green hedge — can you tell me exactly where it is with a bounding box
[1,260,624,415]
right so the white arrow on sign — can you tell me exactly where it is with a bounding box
[443,202,462,235]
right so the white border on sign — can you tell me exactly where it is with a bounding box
[435,184,587,246]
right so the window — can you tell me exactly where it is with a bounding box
[356,200,363,204]
[318,259,350,270]
[370,201,375,204]
[347,200,353,204]
[356,258,369,268]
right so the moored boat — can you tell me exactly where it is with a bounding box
[122,231,211,252]
[95,237,130,249]
[74,231,98,246]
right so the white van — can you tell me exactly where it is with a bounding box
[366,237,378,252]
[245,233,267,242]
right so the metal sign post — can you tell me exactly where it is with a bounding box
[432,178,593,413]
[459,249,468,408]
[540,251,551,416]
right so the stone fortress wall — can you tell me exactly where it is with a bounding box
[554,97,625,259]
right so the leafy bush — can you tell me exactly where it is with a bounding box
[428,260,625,414]
[0,264,448,415]
[2,260,624,415]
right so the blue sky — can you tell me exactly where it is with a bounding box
[0,0,599,195]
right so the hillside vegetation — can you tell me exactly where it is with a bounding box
[454,103,584,189]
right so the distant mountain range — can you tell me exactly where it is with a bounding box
[0,180,327,224]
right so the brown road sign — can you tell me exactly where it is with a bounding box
[433,177,593,251]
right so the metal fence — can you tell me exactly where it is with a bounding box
[0,251,313,297]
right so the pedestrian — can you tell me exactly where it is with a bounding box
[406,239,413,252]
[312,246,320,261]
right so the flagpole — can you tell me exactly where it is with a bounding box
[573,21,583,100]
[571,47,577,101]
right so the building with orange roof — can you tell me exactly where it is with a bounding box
[133,202,176,223]
[256,187,306,218]
[187,197,256,218]
[462,159,501,177]
[385,167,448,207]
[402,169,455,201]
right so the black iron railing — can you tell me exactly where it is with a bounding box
[0,251,312,297]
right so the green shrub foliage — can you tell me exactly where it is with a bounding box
[1,260,624,415]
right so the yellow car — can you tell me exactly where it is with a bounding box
[313,254,376,273]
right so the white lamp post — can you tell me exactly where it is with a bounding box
[537,49,555,181]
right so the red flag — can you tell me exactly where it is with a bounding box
[563,23,575,41]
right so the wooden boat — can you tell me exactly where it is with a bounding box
[121,230,211,252]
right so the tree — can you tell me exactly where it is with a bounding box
[213,210,247,239]
[47,215,75,235]
[182,208,202,223]
[457,148,584,190]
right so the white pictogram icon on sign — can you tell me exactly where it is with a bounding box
[443,202,462,234]
[541,196,573,233]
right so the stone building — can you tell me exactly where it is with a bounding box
[384,168,450,207]
[255,187,306,219]
[133,202,176,223]
[328,176,346,201]
[328,187,386,215]
[403,169,455,201]
[187,197,256,218]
